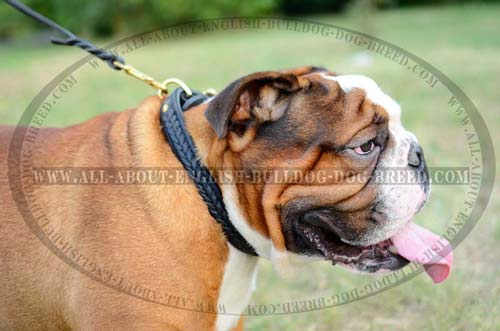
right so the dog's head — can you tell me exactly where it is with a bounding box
[204,67,449,279]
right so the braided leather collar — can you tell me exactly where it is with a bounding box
[160,88,258,256]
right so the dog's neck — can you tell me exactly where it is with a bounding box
[130,95,271,258]
[126,96,226,242]
[184,100,273,258]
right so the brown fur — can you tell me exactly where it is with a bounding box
[0,66,388,330]
[0,97,233,330]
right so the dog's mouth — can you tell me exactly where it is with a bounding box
[294,211,454,283]
[296,218,408,273]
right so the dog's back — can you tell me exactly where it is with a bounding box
[0,99,230,330]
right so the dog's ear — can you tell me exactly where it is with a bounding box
[205,71,308,139]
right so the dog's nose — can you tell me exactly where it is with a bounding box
[408,142,424,169]
[407,141,430,194]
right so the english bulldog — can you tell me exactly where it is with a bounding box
[0,66,453,331]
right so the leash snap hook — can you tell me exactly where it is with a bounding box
[158,78,193,98]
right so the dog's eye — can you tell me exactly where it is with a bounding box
[353,140,375,155]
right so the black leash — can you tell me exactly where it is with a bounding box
[4,0,124,69]
[4,0,191,95]
[161,90,257,256]
[5,0,257,256]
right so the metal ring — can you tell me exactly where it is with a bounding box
[202,88,217,97]
[157,78,193,97]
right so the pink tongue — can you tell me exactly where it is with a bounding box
[391,221,453,283]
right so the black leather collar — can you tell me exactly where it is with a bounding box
[160,88,257,256]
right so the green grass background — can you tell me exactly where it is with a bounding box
[0,3,499,330]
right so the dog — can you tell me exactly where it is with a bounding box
[0,66,452,330]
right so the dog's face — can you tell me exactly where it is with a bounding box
[205,67,429,273]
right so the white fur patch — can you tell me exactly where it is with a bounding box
[222,181,316,268]
[215,183,261,331]
[321,74,402,123]
[216,244,258,331]
[222,182,271,258]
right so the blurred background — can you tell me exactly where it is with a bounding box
[1,0,500,40]
[0,0,499,330]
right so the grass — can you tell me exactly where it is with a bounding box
[1,3,499,330]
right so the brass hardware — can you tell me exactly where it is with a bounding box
[203,88,217,97]
[158,78,192,97]
[112,60,193,98]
